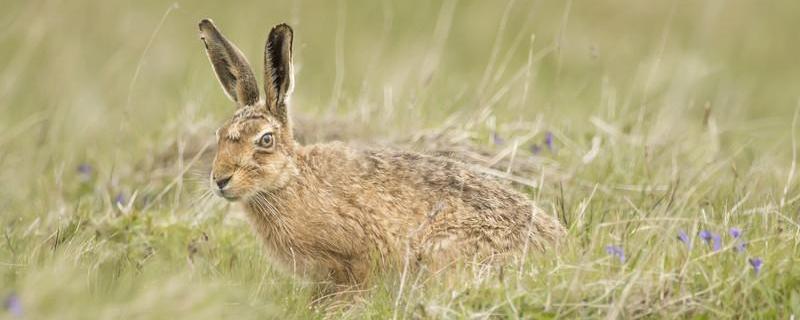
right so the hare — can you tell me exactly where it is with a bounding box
[198,19,566,288]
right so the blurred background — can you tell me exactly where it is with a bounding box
[1,0,798,318]
[1,0,798,203]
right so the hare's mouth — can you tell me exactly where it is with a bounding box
[213,187,242,201]
[220,193,240,201]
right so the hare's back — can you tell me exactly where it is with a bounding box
[361,149,532,216]
[301,144,533,217]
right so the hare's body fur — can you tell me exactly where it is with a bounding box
[198,19,566,288]
[244,143,565,284]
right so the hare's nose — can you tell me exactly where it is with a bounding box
[215,175,232,189]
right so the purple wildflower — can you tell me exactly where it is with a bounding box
[4,293,22,317]
[115,193,126,206]
[77,163,92,174]
[605,245,626,263]
[729,228,742,239]
[729,228,746,252]
[544,132,554,150]
[699,230,722,251]
[529,144,541,155]
[77,163,92,181]
[677,230,691,248]
[712,233,722,251]
[748,258,763,275]
[699,230,712,242]
[492,132,505,145]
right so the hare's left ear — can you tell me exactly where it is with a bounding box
[263,23,294,123]
[198,19,260,107]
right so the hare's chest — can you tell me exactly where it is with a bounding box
[243,208,328,278]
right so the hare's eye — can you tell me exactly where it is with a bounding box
[259,132,274,148]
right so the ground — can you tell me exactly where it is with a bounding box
[1,0,799,319]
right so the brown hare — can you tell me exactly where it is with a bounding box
[198,19,565,289]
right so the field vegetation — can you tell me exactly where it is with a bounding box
[1,0,799,318]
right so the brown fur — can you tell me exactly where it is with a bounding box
[199,19,566,288]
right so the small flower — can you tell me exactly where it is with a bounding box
[748,258,763,275]
[699,230,712,242]
[115,193,126,206]
[729,228,742,239]
[677,230,691,248]
[699,230,722,251]
[729,228,746,252]
[544,132,554,150]
[77,163,92,174]
[492,132,505,145]
[4,293,22,317]
[77,163,93,181]
[712,233,722,252]
[605,245,626,263]
[529,144,541,155]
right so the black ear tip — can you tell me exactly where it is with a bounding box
[271,23,293,36]
[199,18,214,30]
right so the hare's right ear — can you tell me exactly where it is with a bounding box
[263,24,294,123]
[198,19,260,107]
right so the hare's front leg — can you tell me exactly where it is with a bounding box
[310,258,370,305]
[329,258,370,289]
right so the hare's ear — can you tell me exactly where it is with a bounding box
[263,23,294,122]
[198,19,260,107]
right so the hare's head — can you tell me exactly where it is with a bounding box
[199,19,297,201]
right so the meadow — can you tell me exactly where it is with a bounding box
[1,0,799,318]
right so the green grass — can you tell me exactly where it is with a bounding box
[2,0,800,318]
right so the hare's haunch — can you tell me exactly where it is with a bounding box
[199,19,566,287]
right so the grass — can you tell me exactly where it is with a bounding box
[2,0,800,318]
